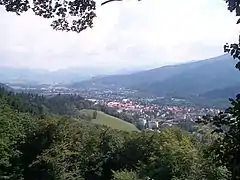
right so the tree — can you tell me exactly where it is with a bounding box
[196,1,240,175]
[93,110,98,119]
[195,1,240,179]
[112,170,140,180]
[0,88,226,180]
[0,0,138,34]
[198,96,240,180]
[101,0,141,6]
[208,1,240,179]
[0,0,96,33]
[224,0,240,69]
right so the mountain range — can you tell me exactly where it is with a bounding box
[0,67,88,84]
[139,55,240,98]
[2,54,240,108]
[0,67,146,85]
[71,54,240,107]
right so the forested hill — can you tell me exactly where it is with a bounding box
[0,86,93,116]
[0,86,140,128]
[138,55,240,98]
[0,83,13,91]
[0,85,230,179]
[70,55,240,101]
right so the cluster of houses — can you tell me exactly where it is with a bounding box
[138,118,180,130]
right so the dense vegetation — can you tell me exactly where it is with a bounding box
[0,87,93,117]
[0,86,231,180]
[1,0,240,179]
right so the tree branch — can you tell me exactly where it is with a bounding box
[101,0,123,6]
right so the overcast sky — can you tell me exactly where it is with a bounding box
[0,0,239,72]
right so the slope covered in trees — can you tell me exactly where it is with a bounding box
[201,84,240,99]
[1,0,240,179]
[0,86,93,117]
[71,55,240,101]
[139,55,240,99]
[0,86,230,180]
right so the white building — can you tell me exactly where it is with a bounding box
[138,118,147,126]
[122,99,130,103]
[117,109,123,113]
[148,121,159,129]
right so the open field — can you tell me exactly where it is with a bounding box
[79,109,139,132]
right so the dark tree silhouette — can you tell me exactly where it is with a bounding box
[0,0,96,33]
[101,0,141,6]
[0,0,142,33]
[196,1,240,179]
[93,110,97,119]
[224,0,240,69]
[101,0,122,6]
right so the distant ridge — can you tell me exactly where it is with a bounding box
[0,83,14,91]
[201,85,240,99]
[70,54,240,107]
[139,54,240,98]
[71,54,239,90]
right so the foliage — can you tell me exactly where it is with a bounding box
[0,0,138,33]
[195,2,240,179]
[0,0,96,33]
[198,95,240,179]
[0,0,239,179]
[0,87,92,117]
[0,88,228,179]
[93,110,98,119]
[112,170,140,180]
[224,0,240,70]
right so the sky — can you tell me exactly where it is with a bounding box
[0,0,239,72]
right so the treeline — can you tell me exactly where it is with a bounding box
[0,86,233,179]
[0,87,138,125]
[0,103,229,180]
[0,87,93,117]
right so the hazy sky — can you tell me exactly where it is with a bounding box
[0,0,239,71]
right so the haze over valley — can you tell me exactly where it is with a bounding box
[5,54,239,108]
[1,0,240,179]
[0,66,147,84]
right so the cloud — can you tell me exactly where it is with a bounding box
[0,0,239,71]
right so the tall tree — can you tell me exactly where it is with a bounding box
[224,0,240,69]
[197,1,240,179]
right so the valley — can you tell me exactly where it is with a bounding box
[1,0,240,178]
[4,54,238,132]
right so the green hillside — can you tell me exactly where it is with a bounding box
[79,109,139,132]
[0,84,234,179]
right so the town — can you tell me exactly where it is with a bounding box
[89,97,220,131]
